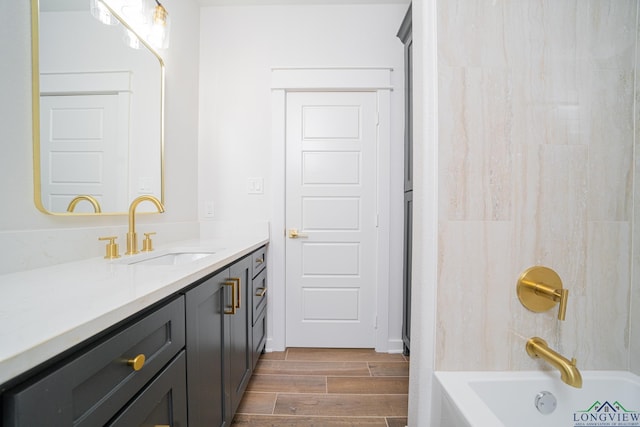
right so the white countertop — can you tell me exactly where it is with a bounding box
[0,235,268,386]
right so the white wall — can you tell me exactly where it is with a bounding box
[0,0,201,273]
[198,3,409,350]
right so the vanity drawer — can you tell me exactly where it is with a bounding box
[3,296,185,427]
[252,267,267,324]
[108,351,187,427]
[252,246,266,278]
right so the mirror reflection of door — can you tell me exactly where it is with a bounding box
[35,0,163,214]
[40,92,128,213]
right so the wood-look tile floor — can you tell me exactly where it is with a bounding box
[232,348,409,427]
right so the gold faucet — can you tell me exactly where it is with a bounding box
[526,337,582,388]
[126,195,165,255]
[67,195,102,213]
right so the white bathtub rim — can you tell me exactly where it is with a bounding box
[434,370,640,427]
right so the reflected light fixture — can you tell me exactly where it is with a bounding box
[90,0,119,26]
[91,0,171,50]
[149,0,170,49]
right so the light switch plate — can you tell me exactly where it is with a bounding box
[247,177,264,194]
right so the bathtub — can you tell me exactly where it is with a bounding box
[434,370,640,427]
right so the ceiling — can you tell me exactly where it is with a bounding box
[197,0,409,5]
[41,0,409,10]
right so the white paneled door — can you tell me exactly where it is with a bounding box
[285,91,378,348]
[39,94,123,212]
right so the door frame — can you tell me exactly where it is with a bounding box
[270,67,396,352]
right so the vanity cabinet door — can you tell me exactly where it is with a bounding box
[226,256,253,423]
[185,255,253,426]
[107,351,187,427]
[185,268,228,427]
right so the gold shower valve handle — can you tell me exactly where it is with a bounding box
[517,266,569,321]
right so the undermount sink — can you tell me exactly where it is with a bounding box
[129,252,215,266]
[113,248,222,266]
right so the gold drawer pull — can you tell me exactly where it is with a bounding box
[256,257,264,264]
[127,354,146,371]
[255,287,267,297]
[223,280,237,315]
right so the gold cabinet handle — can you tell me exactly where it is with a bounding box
[255,287,267,297]
[127,354,146,371]
[230,277,241,309]
[223,280,237,315]
[288,228,308,239]
[256,257,264,264]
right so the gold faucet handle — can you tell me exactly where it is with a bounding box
[98,236,120,259]
[142,232,156,252]
[557,288,569,321]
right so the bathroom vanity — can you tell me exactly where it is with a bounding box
[0,236,268,426]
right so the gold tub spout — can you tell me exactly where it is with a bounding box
[126,195,165,255]
[67,195,102,213]
[526,337,582,388]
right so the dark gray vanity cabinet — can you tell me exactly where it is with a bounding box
[1,245,268,427]
[185,248,265,427]
[2,296,186,427]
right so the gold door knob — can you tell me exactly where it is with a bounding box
[288,228,308,239]
[127,354,146,371]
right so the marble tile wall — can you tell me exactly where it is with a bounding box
[435,0,638,372]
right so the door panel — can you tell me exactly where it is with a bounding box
[285,91,378,348]
[40,94,124,212]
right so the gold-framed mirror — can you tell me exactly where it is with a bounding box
[32,0,164,215]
